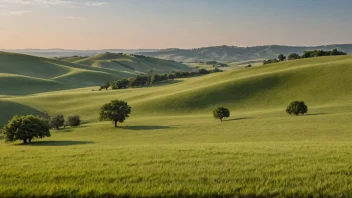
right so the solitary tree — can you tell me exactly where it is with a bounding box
[278,54,286,61]
[99,100,131,127]
[286,101,308,116]
[50,114,65,129]
[67,115,81,127]
[2,115,51,144]
[213,106,230,121]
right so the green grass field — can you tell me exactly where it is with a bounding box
[1,55,352,197]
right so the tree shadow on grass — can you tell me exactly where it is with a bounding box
[120,125,171,130]
[54,126,88,133]
[305,113,330,116]
[17,141,95,146]
[223,117,253,122]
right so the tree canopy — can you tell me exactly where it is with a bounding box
[99,100,132,127]
[2,115,51,144]
[288,53,300,60]
[213,106,230,121]
[50,114,65,129]
[278,54,286,61]
[286,101,308,116]
[67,115,81,127]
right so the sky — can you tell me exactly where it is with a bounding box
[0,0,351,49]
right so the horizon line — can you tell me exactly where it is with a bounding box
[2,43,352,51]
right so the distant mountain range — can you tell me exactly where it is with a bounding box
[3,44,352,62]
[140,44,352,62]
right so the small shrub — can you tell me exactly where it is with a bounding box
[50,114,65,129]
[286,101,308,116]
[67,115,81,127]
[213,106,230,121]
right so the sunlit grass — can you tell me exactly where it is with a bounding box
[2,55,352,196]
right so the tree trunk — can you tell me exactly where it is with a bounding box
[23,139,27,144]
[28,137,32,143]
[114,121,118,128]
[220,118,223,121]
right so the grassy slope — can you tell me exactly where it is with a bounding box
[71,52,191,74]
[0,52,134,95]
[0,52,191,96]
[1,56,352,197]
[10,55,352,121]
[141,44,352,62]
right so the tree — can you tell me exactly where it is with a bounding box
[330,48,347,56]
[212,67,223,73]
[100,82,110,90]
[151,74,161,84]
[278,54,286,61]
[50,114,65,129]
[288,53,300,60]
[2,115,50,144]
[67,115,81,127]
[167,73,175,80]
[286,101,308,116]
[113,79,129,89]
[99,100,131,127]
[213,106,230,121]
[199,68,210,75]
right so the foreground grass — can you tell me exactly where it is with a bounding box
[1,110,352,197]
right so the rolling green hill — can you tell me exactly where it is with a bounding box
[141,44,352,62]
[0,52,190,96]
[62,52,191,74]
[5,55,352,123]
[2,55,352,197]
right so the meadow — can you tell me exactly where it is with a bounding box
[1,54,352,197]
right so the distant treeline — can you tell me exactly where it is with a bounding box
[100,68,223,90]
[263,49,347,65]
[193,60,229,67]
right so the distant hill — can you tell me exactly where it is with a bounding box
[59,52,191,74]
[140,44,352,62]
[8,55,352,123]
[1,49,157,58]
[0,52,190,96]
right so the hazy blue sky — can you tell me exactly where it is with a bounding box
[0,0,351,49]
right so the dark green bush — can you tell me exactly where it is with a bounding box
[286,101,308,116]
[67,115,81,127]
[213,106,230,121]
[51,114,65,129]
